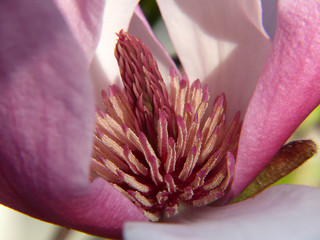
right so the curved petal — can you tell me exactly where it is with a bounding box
[261,0,278,40]
[53,0,105,65]
[90,0,139,105]
[124,185,320,240]
[93,0,139,86]
[232,0,320,197]
[0,1,145,238]
[128,6,180,82]
[157,0,271,116]
[94,5,180,106]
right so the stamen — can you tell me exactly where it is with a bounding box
[91,30,241,221]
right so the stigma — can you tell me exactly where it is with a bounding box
[91,30,241,221]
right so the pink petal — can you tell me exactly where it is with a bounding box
[128,6,180,81]
[232,0,320,197]
[157,0,271,116]
[53,0,105,65]
[124,185,320,240]
[0,1,145,238]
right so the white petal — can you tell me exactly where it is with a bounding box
[157,0,271,116]
[93,0,139,85]
[124,185,320,240]
[128,7,180,83]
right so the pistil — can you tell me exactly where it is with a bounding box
[91,30,241,221]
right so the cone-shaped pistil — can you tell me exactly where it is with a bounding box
[91,30,241,221]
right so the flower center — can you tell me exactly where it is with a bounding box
[91,30,241,221]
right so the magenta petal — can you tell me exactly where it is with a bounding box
[0,0,94,204]
[232,0,320,197]
[124,185,320,240]
[53,0,105,64]
[0,1,145,238]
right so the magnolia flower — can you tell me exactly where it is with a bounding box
[0,1,320,240]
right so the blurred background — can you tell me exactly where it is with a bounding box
[1,1,319,239]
